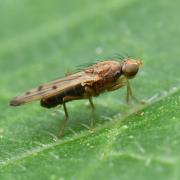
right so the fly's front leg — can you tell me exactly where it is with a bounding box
[107,83,126,91]
[126,80,144,104]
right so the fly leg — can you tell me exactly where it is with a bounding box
[126,80,144,104]
[59,96,81,137]
[59,102,69,137]
[88,97,95,129]
[107,83,126,91]
[84,86,96,130]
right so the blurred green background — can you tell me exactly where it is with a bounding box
[0,0,180,179]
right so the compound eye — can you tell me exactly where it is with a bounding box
[122,61,139,78]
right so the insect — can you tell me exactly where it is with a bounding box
[10,58,142,136]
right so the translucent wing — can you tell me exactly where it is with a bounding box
[10,71,96,106]
[10,60,120,106]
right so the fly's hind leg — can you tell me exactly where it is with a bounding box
[59,95,81,137]
[88,97,95,129]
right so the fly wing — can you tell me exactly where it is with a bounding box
[10,71,96,106]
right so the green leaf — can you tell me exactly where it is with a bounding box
[0,0,180,179]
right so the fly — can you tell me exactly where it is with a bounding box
[10,58,143,136]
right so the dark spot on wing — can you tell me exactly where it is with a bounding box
[52,85,57,89]
[38,85,43,91]
[26,91,31,95]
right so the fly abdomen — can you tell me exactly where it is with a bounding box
[40,84,85,108]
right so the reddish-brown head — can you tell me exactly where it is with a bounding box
[122,59,142,79]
